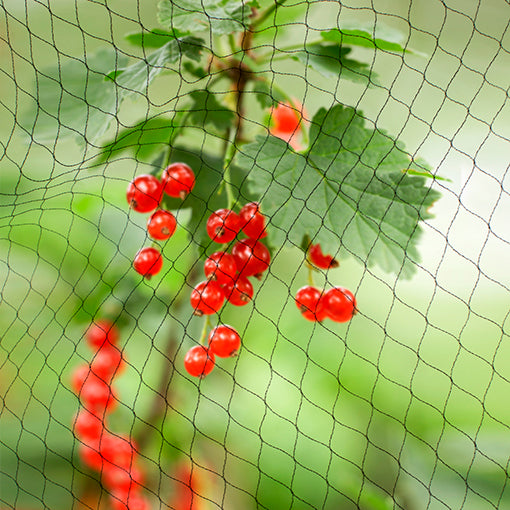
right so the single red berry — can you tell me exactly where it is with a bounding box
[295,286,327,322]
[208,325,242,357]
[147,209,177,240]
[133,247,163,277]
[239,202,267,240]
[162,162,195,199]
[110,489,149,510]
[100,433,137,471]
[270,101,302,134]
[184,345,215,378]
[73,409,104,441]
[308,243,339,270]
[322,286,357,322]
[231,238,270,278]
[79,436,103,471]
[204,251,238,286]
[206,209,241,244]
[86,319,119,350]
[71,363,91,394]
[79,372,117,413]
[90,345,124,383]
[126,174,163,213]
[103,464,144,494]
[222,275,253,306]
[190,280,225,316]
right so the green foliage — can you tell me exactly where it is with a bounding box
[239,104,440,277]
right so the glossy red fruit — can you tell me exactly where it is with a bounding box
[86,319,119,350]
[190,280,225,316]
[239,202,267,240]
[222,275,253,306]
[71,363,91,394]
[162,162,195,199]
[110,489,149,510]
[322,287,357,322]
[103,464,144,493]
[126,174,163,213]
[270,101,301,134]
[73,409,103,441]
[79,436,103,470]
[90,345,124,383]
[208,325,241,357]
[100,433,137,471]
[206,209,241,244]
[204,251,237,286]
[231,238,270,277]
[295,286,327,322]
[78,372,117,413]
[184,345,215,378]
[308,244,339,270]
[147,209,177,240]
[133,247,163,277]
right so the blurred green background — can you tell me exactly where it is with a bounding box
[0,0,509,509]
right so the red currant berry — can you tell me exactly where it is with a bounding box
[103,464,144,494]
[239,202,267,240]
[231,238,270,278]
[110,493,149,510]
[90,345,124,383]
[184,345,215,378]
[73,409,103,441]
[71,363,91,394]
[270,101,302,134]
[295,286,327,322]
[100,433,137,470]
[308,243,339,270]
[162,162,195,199]
[222,275,253,306]
[206,209,241,244]
[322,287,357,322]
[133,247,163,277]
[126,174,163,213]
[86,319,119,350]
[208,325,242,357]
[204,251,237,286]
[79,436,103,470]
[147,209,177,240]
[190,280,225,316]
[79,372,117,413]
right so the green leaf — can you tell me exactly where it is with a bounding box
[92,116,178,165]
[20,48,128,144]
[116,37,204,96]
[157,0,252,36]
[188,90,236,131]
[125,29,186,49]
[293,44,376,84]
[238,104,441,278]
[250,80,288,109]
[321,26,410,54]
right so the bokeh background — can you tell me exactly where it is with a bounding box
[0,0,509,509]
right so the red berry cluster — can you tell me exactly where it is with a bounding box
[295,244,357,323]
[71,320,149,510]
[184,202,270,378]
[126,163,196,278]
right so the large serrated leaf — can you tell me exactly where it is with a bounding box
[20,48,128,144]
[158,0,252,36]
[238,104,441,278]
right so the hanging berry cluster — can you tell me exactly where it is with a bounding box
[184,202,271,378]
[70,320,149,510]
[126,162,196,277]
[295,244,357,323]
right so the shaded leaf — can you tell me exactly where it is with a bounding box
[188,90,236,131]
[293,44,376,84]
[238,104,441,278]
[125,29,186,49]
[20,48,128,144]
[251,80,288,108]
[157,0,252,36]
